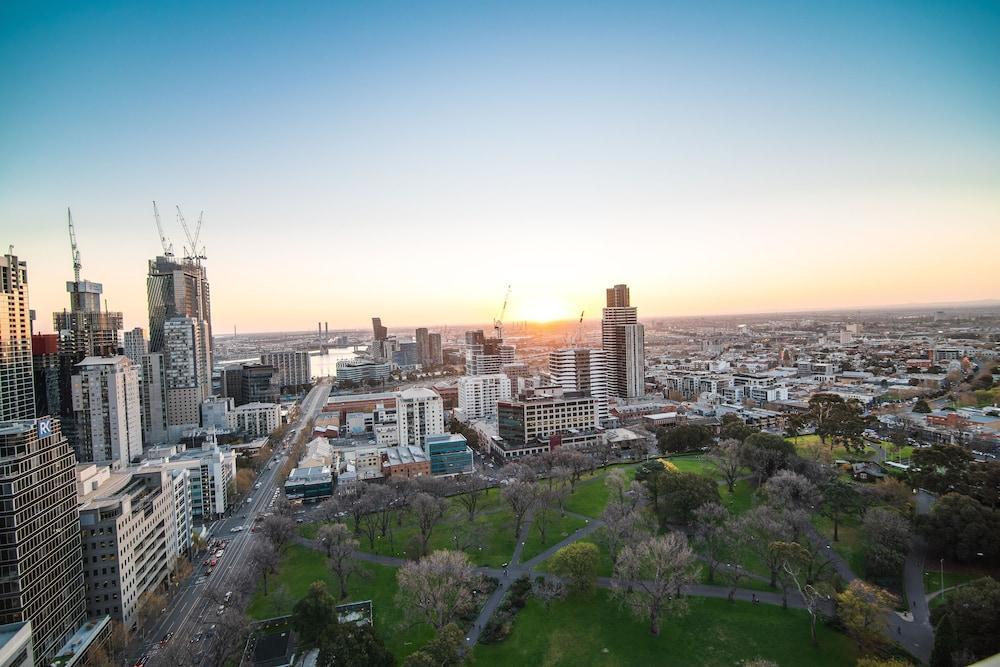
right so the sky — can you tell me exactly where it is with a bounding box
[1,1,998,333]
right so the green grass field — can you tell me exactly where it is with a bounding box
[922,568,990,594]
[246,544,434,660]
[473,590,858,667]
[521,511,590,562]
[788,435,874,462]
[664,455,720,478]
[811,514,865,577]
[562,464,639,517]
[719,478,755,515]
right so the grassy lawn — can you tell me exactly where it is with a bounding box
[473,590,858,667]
[246,544,433,660]
[521,511,590,562]
[563,464,639,518]
[788,435,874,462]
[811,514,865,577]
[719,478,755,515]
[922,568,989,594]
[663,455,719,478]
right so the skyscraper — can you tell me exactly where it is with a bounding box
[415,327,430,366]
[71,356,143,469]
[122,327,147,368]
[601,283,645,399]
[147,256,212,441]
[0,417,87,661]
[428,332,443,366]
[548,348,610,425]
[371,317,389,361]
[0,252,34,421]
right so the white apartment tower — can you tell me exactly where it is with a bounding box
[70,356,143,469]
[458,374,511,420]
[0,253,34,421]
[122,327,147,368]
[162,317,205,440]
[396,388,445,450]
[601,284,645,399]
[260,351,312,389]
[548,348,610,425]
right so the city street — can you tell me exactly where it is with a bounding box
[135,380,332,666]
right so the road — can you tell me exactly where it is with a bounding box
[138,380,332,666]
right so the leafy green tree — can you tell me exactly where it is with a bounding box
[549,542,599,593]
[861,507,910,578]
[649,470,720,525]
[818,478,861,542]
[913,398,932,414]
[292,582,339,650]
[836,580,897,652]
[910,445,973,495]
[919,493,1000,564]
[741,433,796,484]
[931,577,1000,667]
[719,413,756,442]
[657,424,712,454]
[403,624,464,667]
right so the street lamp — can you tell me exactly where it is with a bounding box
[940,558,945,600]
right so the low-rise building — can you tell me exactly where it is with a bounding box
[0,621,34,667]
[425,433,474,476]
[231,402,281,438]
[138,439,236,521]
[381,445,431,478]
[284,466,334,502]
[336,358,391,384]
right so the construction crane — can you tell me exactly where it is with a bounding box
[152,201,174,257]
[67,207,82,282]
[493,284,511,340]
[176,206,207,263]
[572,310,585,346]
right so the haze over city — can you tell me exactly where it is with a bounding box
[3,1,999,332]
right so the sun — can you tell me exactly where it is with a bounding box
[513,296,574,323]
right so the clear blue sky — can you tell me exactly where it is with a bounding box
[2,1,998,332]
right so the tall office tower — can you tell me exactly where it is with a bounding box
[32,333,61,418]
[146,256,212,439]
[458,373,511,420]
[601,283,645,399]
[370,317,389,361]
[548,348,610,426]
[261,351,312,391]
[161,317,205,441]
[139,352,168,446]
[428,333,443,366]
[0,252,34,421]
[396,388,445,450]
[415,328,430,366]
[122,327,147,368]
[239,363,279,404]
[71,356,143,468]
[0,417,86,661]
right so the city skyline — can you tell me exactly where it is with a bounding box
[3,1,1000,332]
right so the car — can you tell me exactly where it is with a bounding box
[209,559,218,567]
[214,550,224,558]
[255,482,262,489]
[134,655,149,666]
[217,605,225,615]
[230,525,245,532]
[296,518,304,523]
[224,591,233,602]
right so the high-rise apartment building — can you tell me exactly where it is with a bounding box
[122,327,147,368]
[396,388,445,450]
[139,352,168,446]
[162,317,205,440]
[147,256,212,442]
[220,362,279,405]
[260,351,312,390]
[427,333,443,366]
[601,283,645,399]
[77,466,178,626]
[71,356,143,469]
[0,253,34,421]
[371,317,389,361]
[0,418,86,661]
[465,330,515,375]
[31,333,60,419]
[458,374,511,420]
[415,328,430,366]
[548,348,610,425]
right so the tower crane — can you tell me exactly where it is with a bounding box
[67,207,82,282]
[176,206,207,263]
[493,284,511,340]
[572,310,585,346]
[152,201,174,257]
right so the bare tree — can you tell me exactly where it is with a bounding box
[601,498,653,562]
[611,532,699,636]
[204,608,249,666]
[106,620,129,665]
[739,505,793,588]
[763,469,820,512]
[534,486,567,545]
[410,492,446,557]
[605,468,631,504]
[772,541,831,646]
[395,550,481,630]
[707,438,743,493]
[317,523,361,599]
[314,497,343,523]
[691,502,732,584]
[261,514,297,551]
[499,461,536,483]
[533,577,566,609]
[455,474,490,521]
[136,589,166,641]
[553,450,593,491]
[502,480,538,539]
[250,540,281,595]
